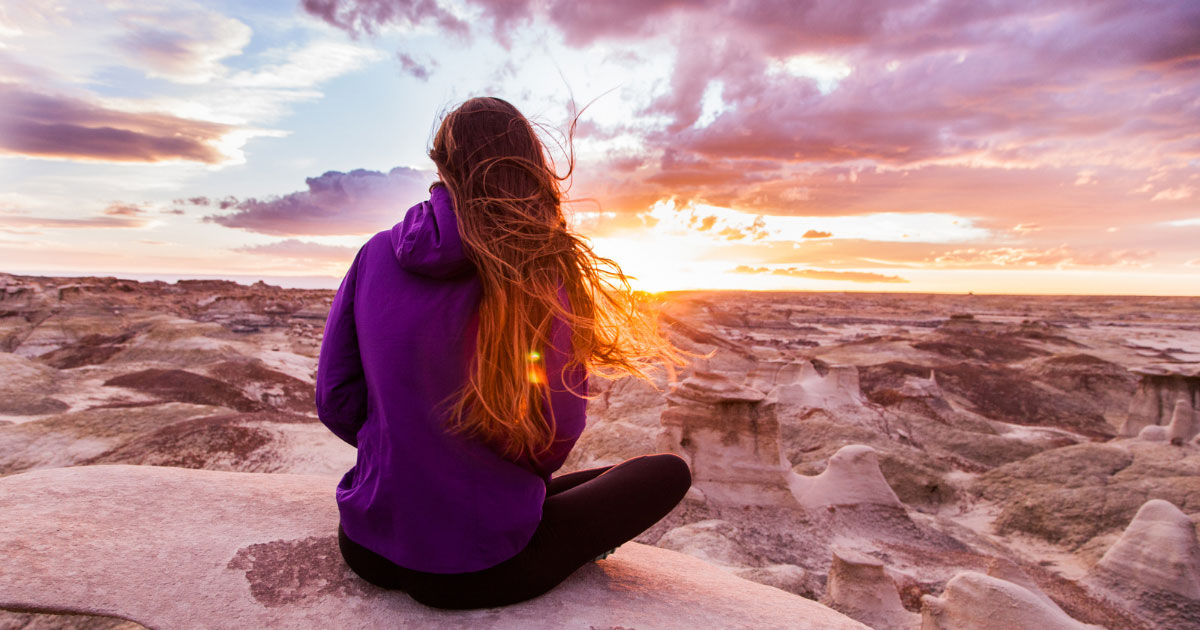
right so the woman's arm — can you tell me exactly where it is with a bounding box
[315,245,369,447]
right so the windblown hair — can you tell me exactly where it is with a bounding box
[429,96,692,465]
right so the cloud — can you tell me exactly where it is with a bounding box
[1151,187,1194,202]
[396,52,435,80]
[0,211,150,231]
[235,239,358,261]
[0,5,384,169]
[932,246,1155,268]
[732,264,908,283]
[226,40,385,90]
[205,166,433,236]
[301,0,468,37]
[0,84,233,163]
[115,6,252,84]
[103,204,147,217]
[172,197,212,206]
[802,229,831,238]
[524,0,1200,226]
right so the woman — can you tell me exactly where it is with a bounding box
[316,96,693,610]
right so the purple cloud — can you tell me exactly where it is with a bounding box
[0,84,231,163]
[301,0,467,37]
[397,52,435,81]
[205,166,433,236]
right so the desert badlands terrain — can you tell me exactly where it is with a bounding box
[0,272,1197,629]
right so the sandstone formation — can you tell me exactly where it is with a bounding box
[983,556,1061,611]
[5,274,1200,630]
[0,611,148,629]
[730,564,823,600]
[0,352,67,417]
[971,441,1200,549]
[657,371,794,505]
[789,445,903,510]
[0,406,355,477]
[752,359,866,412]
[919,572,1103,630]
[1123,363,1200,437]
[0,465,871,630]
[1137,424,1168,441]
[655,519,757,566]
[820,546,919,630]
[1167,399,1197,445]
[1082,498,1200,629]
[1027,354,1138,426]
[1092,499,1200,599]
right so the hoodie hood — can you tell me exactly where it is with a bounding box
[391,184,475,279]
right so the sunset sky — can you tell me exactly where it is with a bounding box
[1,0,1198,294]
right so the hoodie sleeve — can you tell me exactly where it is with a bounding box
[316,245,368,447]
[531,288,589,483]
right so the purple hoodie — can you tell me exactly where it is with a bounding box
[316,183,589,574]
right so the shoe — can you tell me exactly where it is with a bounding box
[592,546,618,562]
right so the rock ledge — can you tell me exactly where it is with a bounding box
[0,465,869,630]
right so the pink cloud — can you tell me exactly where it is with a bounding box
[932,246,1155,268]
[802,229,832,238]
[235,239,358,261]
[732,264,907,283]
[0,211,149,231]
[104,204,147,217]
[115,8,250,83]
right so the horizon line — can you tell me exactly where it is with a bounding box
[3,269,1198,299]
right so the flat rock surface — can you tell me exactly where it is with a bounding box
[0,465,870,630]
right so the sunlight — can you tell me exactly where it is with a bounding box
[766,54,853,93]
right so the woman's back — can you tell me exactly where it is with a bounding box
[321,96,690,608]
[317,184,588,574]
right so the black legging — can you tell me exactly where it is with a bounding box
[337,452,692,609]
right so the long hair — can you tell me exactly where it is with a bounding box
[429,96,691,465]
